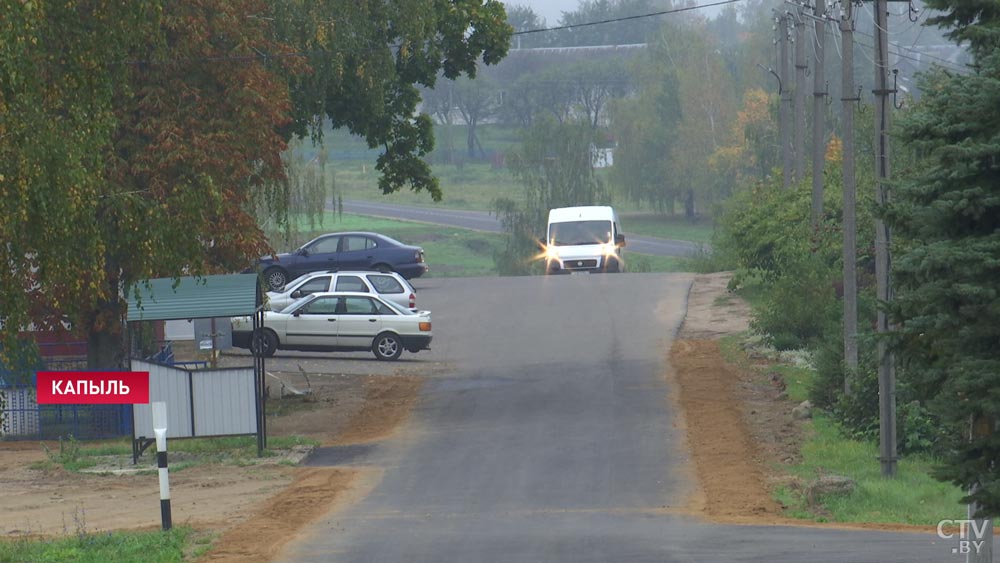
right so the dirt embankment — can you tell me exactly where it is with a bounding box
[670,272,785,522]
[193,374,423,562]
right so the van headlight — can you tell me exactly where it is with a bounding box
[601,243,617,256]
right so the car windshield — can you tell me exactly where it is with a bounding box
[549,220,612,246]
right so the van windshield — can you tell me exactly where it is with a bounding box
[549,221,612,246]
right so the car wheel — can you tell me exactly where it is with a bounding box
[372,332,403,361]
[251,329,278,358]
[263,267,288,291]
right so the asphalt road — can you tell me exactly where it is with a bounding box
[278,274,971,562]
[338,199,704,258]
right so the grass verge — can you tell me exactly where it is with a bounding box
[620,214,715,245]
[28,435,319,473]
[0,527,192,563]
[721,333,969,526]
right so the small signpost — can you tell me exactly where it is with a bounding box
[152,401,172,531]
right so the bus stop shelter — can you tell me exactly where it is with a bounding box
[126,274,267,456]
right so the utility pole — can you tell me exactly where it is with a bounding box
[811,0,826,229]
[794,7,807,184]
[779,14,793,188]
[873,0,897,478]
[840,0,859,390]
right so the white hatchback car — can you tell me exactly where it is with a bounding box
[232,292,432,361]
[266,270,416,311]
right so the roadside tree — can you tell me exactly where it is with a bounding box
[0,0,511,369]
[887,29,1000,514]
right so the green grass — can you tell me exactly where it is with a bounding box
[723,334,969,526]
[28,435,318,473]
[780,414,968,525]
[332,159,524,211]
[722,332,971,525]
[0,527,191,563]
[620,214,715,245]
[627,253,695,273]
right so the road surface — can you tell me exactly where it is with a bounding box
[278,274,968,562]
[338,199,704,258]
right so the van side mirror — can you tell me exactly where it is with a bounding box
[615,234,626,247]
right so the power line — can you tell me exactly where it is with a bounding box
[512,0,746,36]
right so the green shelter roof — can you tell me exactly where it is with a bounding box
[126,274,260,322]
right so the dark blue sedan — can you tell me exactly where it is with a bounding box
[255,232,428,290]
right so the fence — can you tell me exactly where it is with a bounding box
[0,384,133,440]
[131,359,260,460]
[0,354,132,441]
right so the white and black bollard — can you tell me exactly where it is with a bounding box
[151,401,172,531]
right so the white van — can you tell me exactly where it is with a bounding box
[543,206,626,274]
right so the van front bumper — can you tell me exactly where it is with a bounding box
[546,255,622,274]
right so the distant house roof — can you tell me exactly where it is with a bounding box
[126,274,261,322]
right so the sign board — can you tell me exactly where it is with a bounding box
[193,318,232,351]
[36,371,150,404]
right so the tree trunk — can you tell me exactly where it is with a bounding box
[685,188,695,220]
[87,321,126,370]
[86,270,126,370]
[466,120,477,158]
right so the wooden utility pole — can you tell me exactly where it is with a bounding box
[811,0,826,229]
[840,0,859,389]
[794,7,807,183]
[873,0,897,478]
[779,14,793,188]
[968,416,995,563]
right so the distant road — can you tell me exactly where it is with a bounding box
[338,199,704,258]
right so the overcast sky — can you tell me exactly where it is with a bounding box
[504,0,581,25]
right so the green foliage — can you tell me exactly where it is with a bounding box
[273,0,513,200]
[923,0,1000,60]
[716,176,856,350]
[0,340,42,386]
[887,46,1000,514]
[751,254,840,350]
[610,48,682,211]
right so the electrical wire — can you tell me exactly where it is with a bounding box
[512,0,746,35]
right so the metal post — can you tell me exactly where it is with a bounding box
[811,0,827,229]
[151,401,172,531]
[779,15,793,188]
[794,7,807,183]
[874,0,897,478]
[840,1,859,388]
